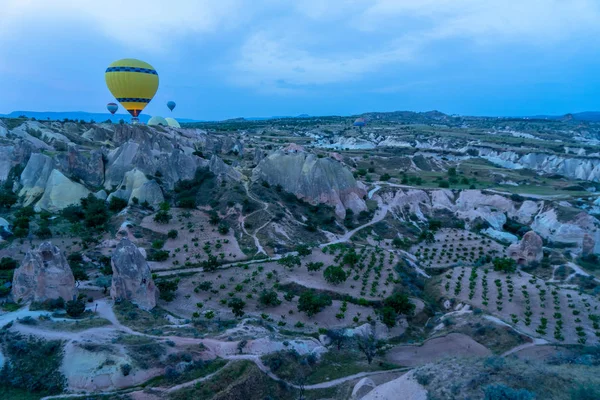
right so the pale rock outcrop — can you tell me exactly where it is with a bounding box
[514,200,541,224]
[253,147,266,164]
[56,147,104,187]
[95,190,108,200]
[104,142,140,189]
[107,169,164,207]
[19,153,55,205]
[82,126,112,142]
[11,242,76,303]
[9,122,52,150]
[532,208,588,245]
[110,239,158,310]
[209,155,243,181]
[253,150,366,218]
[0,217,10,234]
[0,119,7,137]
[507,231,544,264]
[381,189,431,221]
[454,190,515,230]
[430,189,454,210]
[282,143,305,153]
[0,146,13,182]
[482,228,519,243]
[583,234,595,256]
[352,378,376,399]
[34,169,91,212]
[476,147,600,182]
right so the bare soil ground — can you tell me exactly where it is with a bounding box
[412,228,506,269]
[439,266,600,345]
[140,208,246,270]
[386,332,491,367]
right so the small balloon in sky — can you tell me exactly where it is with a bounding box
[167,101,176,112]
[106,102,118,115]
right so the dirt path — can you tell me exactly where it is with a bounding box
[321,197,389,246]
[241,182,273,256]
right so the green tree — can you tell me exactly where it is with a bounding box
[295,244,312,257]
[0,257,17,270]
[108,196,128,212]
[342,249,359,267]
[154,210,172,224]
[228,297,246,318]
[384,292,415,315]
[323,265,347,284]
[278,254,301,269]
[217,222,230,235]
[297,290,332,317]
[258,290,281,307]
[493,257,517,273]
[81,194,109,230]
[306,262,324,272]
[66,299,86,317]
[380,307,398,328]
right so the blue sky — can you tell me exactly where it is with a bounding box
[1,0,600,120]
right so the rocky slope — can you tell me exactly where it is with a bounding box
[253,149,367,218]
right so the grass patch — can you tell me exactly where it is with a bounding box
[414,355,600,400]
[116,334,166,370]
[40,317,111,332]
[0,331,65,396]
[168,360,338,400]
[145,358,227,388]
[262,349,399,385]
[113,300,170,332]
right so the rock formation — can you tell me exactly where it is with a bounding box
[507,231,544,264]
[107,169,164,207]
[583,234,595,256]
[253,150,366,218]
[19,153,55,205]
[0,146,13,182]
[110,239,158,310]
[11,242,76,303]
[56,147,104,187]
[34,169,91,212]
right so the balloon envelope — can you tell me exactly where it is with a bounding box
[167,101,176,112]
[105,59,159,118]
[353,118,366,127]
[165,117,180,128]
[148,116,168,126]
[107,103,118,115]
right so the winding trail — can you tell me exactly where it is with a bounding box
[241,181,273,256]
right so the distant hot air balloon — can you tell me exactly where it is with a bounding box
[353,117,366,127]
[165,117,180,128]
[106,102,118,115]
[167,101,176,112]
[148,116,169,126]
[105,59,159,123]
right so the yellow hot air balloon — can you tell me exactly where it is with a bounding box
[105,59,159,122]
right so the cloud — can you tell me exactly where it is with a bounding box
[2,0,248,51]
[232,32,416,90]
[232,0,600,89]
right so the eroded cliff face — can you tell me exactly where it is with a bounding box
[476,147,600,182]
[11,242,76,303]
[253,150,367,218]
